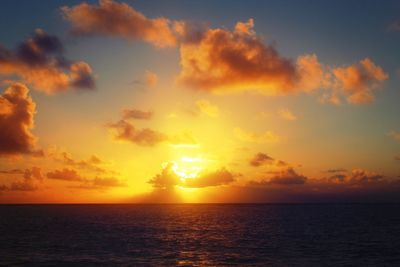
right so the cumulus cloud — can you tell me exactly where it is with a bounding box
[0,29,95,93]
[61,0,178,48]
[178,19,298,95]
[122,108,153,120]
[278,108,297,121]
[235,128,280,143]
[196,99,219,117]
[332,58,388,104]
[148,163,235,189]
[177,19,387,105]
[0,83,40,156]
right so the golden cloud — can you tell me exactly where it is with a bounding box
[62,0,178,48]
[0,83,39,156]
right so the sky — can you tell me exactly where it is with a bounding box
[0,0,400,203]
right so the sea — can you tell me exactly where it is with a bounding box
[0,204,399,266]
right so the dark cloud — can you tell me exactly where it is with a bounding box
[52,151,110,174]
[107,109,197,146]
[250,153,274,167]
[47,168,84,182]
[107,119,167,146]
[47,167,126,189]
[249,167,307,186]
[324,168,347,173]
[0,29,95,93]
[0,83,39,156]
[122,108,153,120]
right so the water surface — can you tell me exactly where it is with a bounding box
[0,204,399,266]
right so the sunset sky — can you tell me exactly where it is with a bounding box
[1,0,400,203]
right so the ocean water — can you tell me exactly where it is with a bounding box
[0,204,399,266]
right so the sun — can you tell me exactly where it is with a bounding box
[171,156,205,181]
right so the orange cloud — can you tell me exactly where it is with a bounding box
[332,58,388,104]
[0,83,39,156]
[61,0,178,48]
[177,19,387,105]
[0,29,95,93]
[178,19,298,94]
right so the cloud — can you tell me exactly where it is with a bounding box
[107,119,167,146]
[148,163,235,189]
[0,166,43,191]
[183,168,235,188]
[177,19,387,105]
[278,108,297,121]
[388,131,400,141]
[47,167,126,189]
[332,58,388,104]
[267,167,308,185]
[148,163,180,189]
[47,168,84,181]
[235,127,280,143]
[145,70,158,87]
[107,110,197,146]
[324,168,347,173]
[122,108,153,120]
[61,0,178,48]
[196,99,219,117]
[0,83,39,156]
[178,19,299,94]
[0,29,95,93]
[326,168,384,185]
[249,152,274,167]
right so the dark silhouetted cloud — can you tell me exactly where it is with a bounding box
[0,29,95,93]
